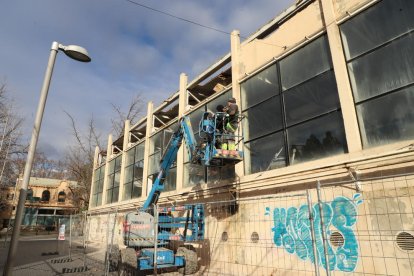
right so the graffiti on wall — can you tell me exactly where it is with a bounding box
[265,194,363,272]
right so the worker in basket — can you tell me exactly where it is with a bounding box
[221,97,239,153]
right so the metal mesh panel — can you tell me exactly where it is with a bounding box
[316,173,414,275]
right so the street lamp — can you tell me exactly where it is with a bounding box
[3,41,91,275]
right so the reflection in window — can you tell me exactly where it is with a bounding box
[242,96,283,141]
[340,0,414,147]
[244,132,286,174]
[241,35,347,175]
[287,113,346,164]
[280,35,331,90]
[357,87,414,146]
[124,143,144,200]
[340,0,414,60]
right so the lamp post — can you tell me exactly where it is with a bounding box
[3,41,91,275]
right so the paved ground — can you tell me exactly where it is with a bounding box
[0,235,194,275]
[0,234,110,275]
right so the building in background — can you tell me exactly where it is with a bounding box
[0,177,78,230]
[87,0,414,274]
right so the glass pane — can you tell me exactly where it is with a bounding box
[97,193,102,206]
[135,142,145,161]
[112,187,119,203]
[280,35,331,91]
[132,183,142,198]
[115,155,122,171]
[94,168,101,181]
[125,165,133,184]
[125,148,135,166]
[98,178,104,192]
[187,107,206,133]
[106,189,112,204]
[284,71,340,126]
[242,96,283,141]
[99,166,105,179]
[357,86,414,147]
[241,65,279,110]
[108,174,115,188]
[148,153,161,176]
[134,160,144,180]
[164,167,176,192]
[123,182,132,200]
[150,131,163,154]
[287,112,347,164]
[133,178,143,189]
[184,134,202,163]
[108,159,115,174]
[340,0,414,60]
[244,132,286,175]
[348,34,414,102]
[114,171,120,187]
[163,122,178,154]
[207,90,232,113]
[184,163,205,187]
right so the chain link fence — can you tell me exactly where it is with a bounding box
[79,170,414,275]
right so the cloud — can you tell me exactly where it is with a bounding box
[0,0,294,159]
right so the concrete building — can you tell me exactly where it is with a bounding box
[87,0,414,274]
[0,177,78,230]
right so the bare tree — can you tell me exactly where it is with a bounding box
[64,113,102,209]
[111,94,144,137]
[0,83,25,187]
[63,94,144,209]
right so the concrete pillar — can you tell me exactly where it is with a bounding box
[320,0,362,152]
[101,134,113,205]
[88,146,100,208]
[118,120,130,201]
[142,102,154,198]
[230,30,245,178]
[176,73,188,191]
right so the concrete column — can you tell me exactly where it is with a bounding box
[142,102,154,198]
[101,134,113,205]
[230,30,245,178]
[118,120,130,201]
[320,0,362,152]
[88,146,100,208]
[176,73,188,191]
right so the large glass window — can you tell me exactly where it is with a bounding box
[123,142,144,200]
[148,122,178,192]
[241,35,347,175]
[184,90,235,187]
[106,155,121,204]
[91,165,104,207]
[340,0,414,147]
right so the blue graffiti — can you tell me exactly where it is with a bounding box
[265,194,362,272]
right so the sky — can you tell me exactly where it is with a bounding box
[0,0,294,159]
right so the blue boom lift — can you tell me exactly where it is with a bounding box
[117,112,243,275]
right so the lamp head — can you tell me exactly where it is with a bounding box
[61,45,91,62]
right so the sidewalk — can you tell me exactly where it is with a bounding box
[11,250,109,276]
[0,239,113,275]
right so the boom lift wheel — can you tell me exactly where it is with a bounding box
[177,246,198,275]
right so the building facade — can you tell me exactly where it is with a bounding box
[0,177,78,230]
[88,0,414,274]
